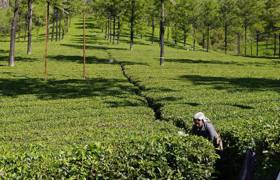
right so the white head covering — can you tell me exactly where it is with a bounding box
[193,112,210,122]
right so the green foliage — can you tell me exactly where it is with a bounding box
[0,11,279,179]
[0,137,218,179]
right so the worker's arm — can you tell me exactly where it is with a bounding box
[207,123,223,150]
[206,123,218,141]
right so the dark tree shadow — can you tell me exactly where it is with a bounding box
[166,58,279,66]
[61,43,128,51]
[235,55,280,60]
[179,75,280,93]
[0,56,37,62]
[230,104,254,109]
[185,102,202,107]
[105,99,146,108]
[166,58,244,66]
[0,49,9,53]
[0,78,136,100]
[48,55,149,66]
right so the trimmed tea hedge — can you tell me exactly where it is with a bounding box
[0,136,218,179]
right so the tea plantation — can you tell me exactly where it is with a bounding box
[0,18,279,179]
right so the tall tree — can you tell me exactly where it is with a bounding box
[199,0,219,52]
[130,0,135,50]
[27,0,33,54]
[0,0,9,8]
[218,0,237,54]
[9,0,20,67]
[158,0,175,66]
[44,0,50,80]
[237,0,262,56]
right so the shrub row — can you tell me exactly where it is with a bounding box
[217,119,280,180]
[0,135,218,179]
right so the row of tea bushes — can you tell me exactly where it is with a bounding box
[0,135,218,179]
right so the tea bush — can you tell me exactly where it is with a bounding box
[0,136,218,179]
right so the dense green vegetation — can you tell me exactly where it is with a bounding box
[0,0,279,179]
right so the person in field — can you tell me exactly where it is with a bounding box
[191,112,223,150]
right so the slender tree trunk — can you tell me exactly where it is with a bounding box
[117,16,120,44]
[279,33,280,59]
[59,16,62,40]
[167,26,170,42]
[192,28,196,51]
[113,16,116,44]
[265,34,269,55]
[159,0,165,66]
[244,25,247,56]
[24,23,27,41]
[27,0,33,54]
[107,17,110,40]
[183,29,187,47]
[9,0,20,67]
[62,26,64,39]
[0,0,9,8]
[151,16,155,44]
[51,9,55,41]
[224,24,228,54]
[130,0,135,50]
[207,25,210,52]
[83,13,87,79]
[44,0,50,80]
[55,9,58,41]
[250,39,253,56]
[105,17,109,39]
[237,33,241,55]
[202,33,205,50]
[109,16,112,42]
[273,33,277,56]
[256,32,259,57]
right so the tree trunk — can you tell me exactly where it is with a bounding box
[109,16,112,42]
[44,0,50,80]
[83,13,87,79]
[192,28,196,51]
[265,34,269,55]
[183,29,187,47]
[59,16,62,40]
[159,0,165,66]
[250,39,253,56]
[237,33,241,55]
[151,16,155,44]
[117,16,120,44]
[51,8,55,41]
[207,25,210,52]
[105,17,109,39]
[202,33,205,50]
[224,24,228,54]
[9,0,20,67]
[130,0,135,50]
[113,16,116,44]
[279,34,280,59]
[27,0,33,55]
[0,0,9,8]
[273,34,277,56]
[244,25,247,56]
[17,15,21,42]
[167,26,170,42]
[256,32,259,57]
[55,9,58,41]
